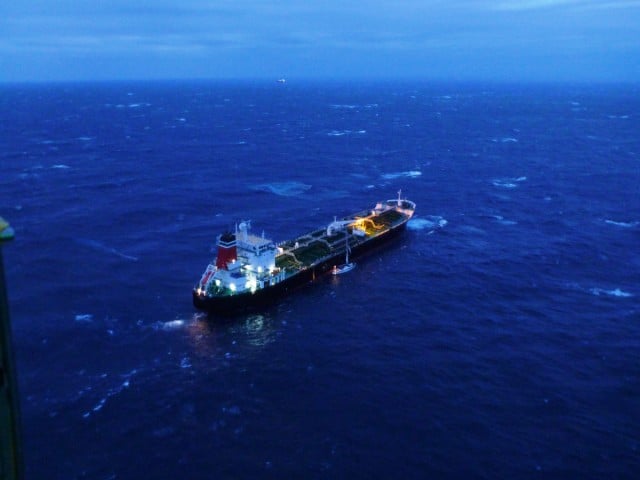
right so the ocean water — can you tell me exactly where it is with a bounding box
[1,81,639,479]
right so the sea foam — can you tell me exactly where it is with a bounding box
[250,181,312,196]
[75,238,139,261]
[408,216,447,231]
[590,288,633,298]
[492,215,518,226]
[492,176,526,189]
[327,129,366,136]
[604,219,638,228]
[164,319,185,329]
[82,369,137,419]
[381,170,422,180]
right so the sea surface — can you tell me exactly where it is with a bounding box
[1,80,639,479]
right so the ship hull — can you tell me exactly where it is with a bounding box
[193,219,409,315]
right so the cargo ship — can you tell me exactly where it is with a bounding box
[193,192,416,314]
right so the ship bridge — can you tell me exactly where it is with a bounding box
[235,221,277,273]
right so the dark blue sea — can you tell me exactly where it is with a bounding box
[1,81,639,479]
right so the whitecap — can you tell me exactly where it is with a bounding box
[604,219,638,228]
[492,176,526,189]
[75,238,139,261]
[491,137,518,143]
[330,104,358,109]
[590,288,633,298]
[83,369,137,418]
[250,181,312,196]
[381,170,422,180]
[492,215,517,225]
[161,319,185,330]
[492,181,517,189]
[459,225,486,235]
[51,164,71,169]
[75,314,93,323]
[77,136,93,141]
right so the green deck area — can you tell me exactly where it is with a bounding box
[274,208,407,272]
[276,240,332,270]
[275,254,299,271]
[295,241,332,265]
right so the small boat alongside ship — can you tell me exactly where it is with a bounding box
[193,192,416,314]
[332,229,355,275]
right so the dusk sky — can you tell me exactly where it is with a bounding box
[1,0,639,83]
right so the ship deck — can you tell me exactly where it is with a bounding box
[275,207,407,271]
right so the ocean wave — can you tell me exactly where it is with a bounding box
[327,129,367,136]
[158,319,186,331]
[590,288,633,298]
[250,181,312,196]
[51,164,71,169]
[109,102,151,109]
[492,181,516,188]
[381,170,422,180]
[408,216,447,231]
[75,314,94,323]
[75,238,139,261]
[491,137,518,143]
[492,215,518,226]
[82,369,137,419]
[329,104,377,109]
[604,219,638,228]
[492,176,526,189]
